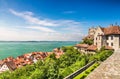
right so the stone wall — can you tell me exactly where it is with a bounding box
[85,49,120,79]
[113,35,120,50]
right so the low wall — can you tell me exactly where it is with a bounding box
[64,60,96,79]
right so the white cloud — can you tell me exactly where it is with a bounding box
[9,9,82,28]
[0,27,83,41]
[6,9,86,41]
[9,9,58,27]
[26,26,56,32]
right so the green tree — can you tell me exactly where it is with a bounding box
[80,39,93,45]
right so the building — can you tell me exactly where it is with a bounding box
[0,48,64,73]
[0,61,17,73]
[94,25,120,50]
[88,27,97,35]
[75,44,98,54]
[75,44,89,53]
[53,48,64,58]
[83,27,96,40]
[75,25,117,54]
[87,45,97,54]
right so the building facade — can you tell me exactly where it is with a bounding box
[94,25,120,50]
[89,27,97,35]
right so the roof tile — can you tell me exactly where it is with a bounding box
[87,45,97,51]
[102,26,120,35]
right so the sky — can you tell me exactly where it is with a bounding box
[0,0,120,41]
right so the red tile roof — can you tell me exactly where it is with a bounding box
[1,61,17,71]
[105,46,114,50]
[0,60,4,65]
[87,45,97,51]
[76,44,89,48]
[0,50,64,70]
[101,26,120,35]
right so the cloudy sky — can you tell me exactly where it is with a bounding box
[0,0,120,41]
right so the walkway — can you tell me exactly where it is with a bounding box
[85,49,120,79]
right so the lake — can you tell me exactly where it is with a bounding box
[0,41,79,60]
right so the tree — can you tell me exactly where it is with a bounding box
[29,69,45,79]
[80,39,93,45]
[60,67,73,78]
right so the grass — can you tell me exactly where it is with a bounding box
[73,62,100,79]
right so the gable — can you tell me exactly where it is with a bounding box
[94,27,104,37]
[0,63,9,72]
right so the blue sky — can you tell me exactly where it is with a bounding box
[0,0,120,41]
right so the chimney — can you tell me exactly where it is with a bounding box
[110,24,113,26]
[115,22,118,26]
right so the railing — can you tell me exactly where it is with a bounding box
[64,60,96,79]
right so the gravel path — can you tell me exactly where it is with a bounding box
[85,49,120,79]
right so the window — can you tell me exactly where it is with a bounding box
[111,43,113,46]
[107,43,109,46]
[106,36,108,40]
[111,36,113,40]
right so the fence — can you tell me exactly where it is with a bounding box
[64,60,96,79]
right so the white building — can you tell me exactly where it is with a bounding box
[0,61,17,73]
[94,25,120,51]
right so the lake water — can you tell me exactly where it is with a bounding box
[0,41,79,60]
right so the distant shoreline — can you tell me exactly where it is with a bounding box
[0,41,80,42]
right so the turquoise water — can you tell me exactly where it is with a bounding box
[0,41,78,60]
